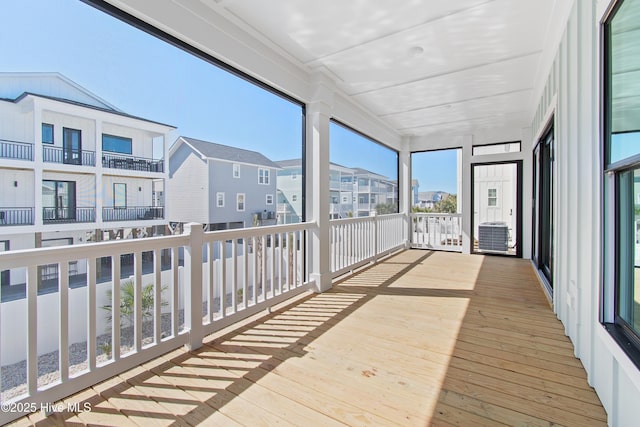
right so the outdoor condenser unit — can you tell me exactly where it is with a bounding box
[478,221,509,252]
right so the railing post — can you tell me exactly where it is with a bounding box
[372,213,379,263]
[184,222,204,350]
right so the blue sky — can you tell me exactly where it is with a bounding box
[1,0,456,193]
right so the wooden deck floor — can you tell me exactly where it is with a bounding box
[10,250,607,426]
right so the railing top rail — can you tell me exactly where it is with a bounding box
[410,212,462,218]
[102,152,162,162]
[0,138,34,145]
[0,233,190,269]
[203,221,315,241]
[330,212,404,225]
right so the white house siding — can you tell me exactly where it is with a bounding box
[530,1,639,425]
[167,144,209,224]
[101,175,154,208]
[0,100,33,143]
[0,169,34,207]
[41,110,97,152]
[102,122,160,160]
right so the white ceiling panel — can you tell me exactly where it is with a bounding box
[200,0,558,137]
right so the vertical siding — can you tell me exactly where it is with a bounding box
[530,1,640,425]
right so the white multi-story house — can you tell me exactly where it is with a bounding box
[276,159,398,221]
[353,168,398,216]
[0,72,174,300]
[168,136,280,230]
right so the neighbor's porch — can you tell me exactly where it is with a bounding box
[8,250,607,426]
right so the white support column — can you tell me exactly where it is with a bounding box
[306,74,333,293]
[461,135,473,254]
[399,136,412,248]
[95,119,104,225]
[33,102,43,227]
[184,222,204,350]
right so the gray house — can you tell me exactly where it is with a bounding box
[168,136,279,230]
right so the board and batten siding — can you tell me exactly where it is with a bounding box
[530,1,639,425]
[167,144,209,224]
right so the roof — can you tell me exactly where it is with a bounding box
[12,92,175,129]
[179,136,280,169]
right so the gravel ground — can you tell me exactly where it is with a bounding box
[0,286,272,403]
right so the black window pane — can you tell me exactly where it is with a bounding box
[42,123,54,144]
[617,168,640,335]
[102,134,133,154]
[608,0,640,164]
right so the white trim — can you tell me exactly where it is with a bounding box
[236,193,245,211]
[216,191,225,207]
[266,194,274,205]
[233,163,241,178]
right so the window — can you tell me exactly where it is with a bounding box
[102,134,132,155]
[604,0,640,366]
[42,123,54,144]
[292,172,297,180]
[114,183,127,208]
[217,192,225,207]
[63,127,82,165]
[42,180,76,221]
[292,195,297,202]
[488,188,497,206]
[236,193,245,211]
[266,194,273,205]
[472,142,521,156]
[342,196,348,203]
[259,168,270,185]
[233,164,240,178]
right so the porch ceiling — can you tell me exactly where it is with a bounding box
[199,0,561,138]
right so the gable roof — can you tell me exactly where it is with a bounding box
[0,72,120,111]
[177,136,280,169]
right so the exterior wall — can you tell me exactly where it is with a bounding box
[208,159,277,226]
[0,169,34,207]
[42,110,97,152]
[530,1,640,425]
[277,166,303,223]
[0,100,33,143]
[167,144,208,224]
[101,175,154,208]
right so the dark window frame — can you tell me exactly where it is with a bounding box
[102,133,133,155]
[602,0,640,368]
[42,123,54,144]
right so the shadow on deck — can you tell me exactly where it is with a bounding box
[11,250,607,426]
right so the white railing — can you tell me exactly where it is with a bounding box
[330,213,406,277]
[0,221,314,424]
[410,213,463,252]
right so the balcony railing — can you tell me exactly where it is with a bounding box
[0,213,414,424]
[43,146,96,166]
[411,213,462,252]
[42,207,95,224]
[330,213,406,277]
[102,153,164,172]
[0,221,318,424]
[0,139,33,161]
[102,206,164,222]
[0,207,34,226]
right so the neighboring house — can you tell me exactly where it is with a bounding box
[168,136,279,230]
[275,159,304,224]
[416,191,449,210]
[353,168,398,216]
[0,72,174,300]
[276,160,398,221]
[411,179,419,206]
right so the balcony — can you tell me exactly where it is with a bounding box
[0,139,33,161]
[43,146,96,167]
[102,206,164,222]
[0,207,34,226]
[0,230,605,425]
[42,207,95,224]
[102,153,164,172]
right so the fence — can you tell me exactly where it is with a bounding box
[410,213,463,252]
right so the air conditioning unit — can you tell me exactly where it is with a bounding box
[478,222,509,252]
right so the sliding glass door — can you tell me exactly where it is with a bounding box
[533,125,554,291]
